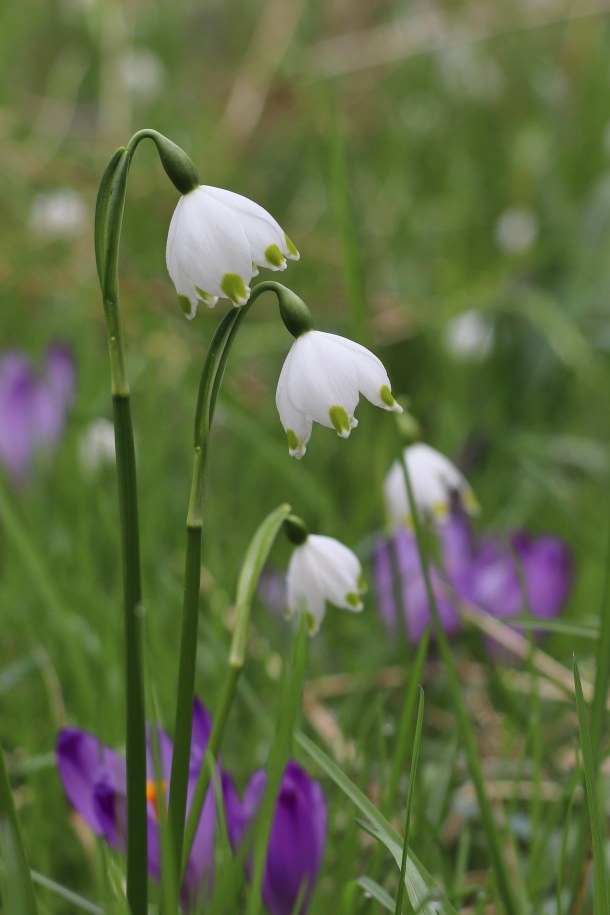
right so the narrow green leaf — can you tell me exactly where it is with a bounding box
[94,147,126,286]
[573,657,610,914]
[0,742,38,913]
[387,631,430,811]
[395,688,424,915]
[296,730,458,915]
[357,876,395,911]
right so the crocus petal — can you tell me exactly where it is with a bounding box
[224,761,326,915]
[0,355,37,479]
[511,534,572,620]
[372,538,397,633]
[56,728,126,838]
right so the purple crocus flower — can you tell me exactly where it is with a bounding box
[0,344,75,482]
[56,698,215,911]
[222,759,327,915]
[373,511,572,645]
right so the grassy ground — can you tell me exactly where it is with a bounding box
[1,0,610,912]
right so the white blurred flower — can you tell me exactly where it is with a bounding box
[444,309,494,361]
[384,443,478,527]
[276,331,402,459]
[118,48,165,101]
[287,534,365,634]
[29,189,86,238]
[494,207,538,253]
[166,187,299,318]
[79,418,115,473]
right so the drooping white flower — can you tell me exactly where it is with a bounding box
[384,443,478,527]
[286,534,365,635]
[166,186,299,318]
[276,331,402,459]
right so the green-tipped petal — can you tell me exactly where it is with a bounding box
[329,405,352,438]
[220,272,249,306]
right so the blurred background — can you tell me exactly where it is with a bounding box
[2,0,610,908]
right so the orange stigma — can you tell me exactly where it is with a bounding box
[146,779,168,817]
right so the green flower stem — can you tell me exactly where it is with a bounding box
[167,281,294,889]
[0,741,38,912]
[246,615,310,915]
[95,131,175,914]
[399,455,523,915]
[181,503,292,875]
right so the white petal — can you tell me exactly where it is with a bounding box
[329,336,402,412]
[384,443,476,524]
[276,352,313,458]
[166,188,253,307]
[286,548,326,631]
[305,535,363,610]
[202,187,293,270]
[280,332,360,428]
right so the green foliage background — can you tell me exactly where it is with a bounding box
[1,0,610,911]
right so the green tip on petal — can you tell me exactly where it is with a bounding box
[287,429,305,458]
[357,572,368,594]
[220,273,249,305]
[195,286,216,306]
[329,405,352,438]
[284,233,299,259]
[305,612,318,635]
[178,294,194,318]
[345,592,364,610]
[380,384,402,412]
[264,244,286,269]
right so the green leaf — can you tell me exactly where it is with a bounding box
[357,876,396,911]
[94,147,126,287]
[296,730,458,915]
[573,657,610,914]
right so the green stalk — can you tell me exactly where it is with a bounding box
[0,742,38,913]
[181,503,292,874]
[246,615,310,915]
[399,455,522,915]
[394,687,424,915]
[167,281,292,890]
[95,142,148,914]
[574,658,610,914]
[94,128,199,912]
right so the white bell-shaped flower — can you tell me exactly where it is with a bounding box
[166,186,299,319]
[276,331,402,459]
[384,443,478,527]
[286,534,366,634]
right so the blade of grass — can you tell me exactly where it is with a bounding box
[0,742,38,913]
[573,657,610,914]
[394,687,424,915]
[296,730,459,915]
[386,631,430,813]
[357,876,395,911]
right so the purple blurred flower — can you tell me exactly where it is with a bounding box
[222,759,327,915]
[0,344,75,482]
[373,511,572,644]
[56,699,215,911]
